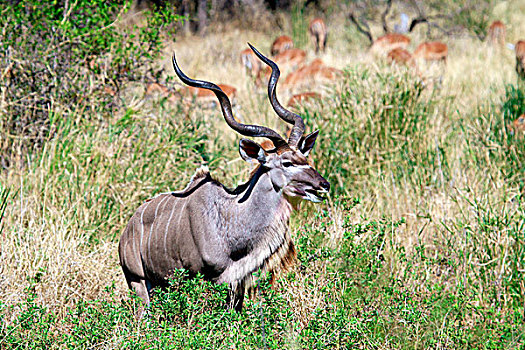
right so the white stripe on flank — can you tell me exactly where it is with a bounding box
[163,197,182,257]
[147,195,170,268]
[139,201,153,254]
[123,240,128,267]
[176,200,189,229]
[131,222,138,265]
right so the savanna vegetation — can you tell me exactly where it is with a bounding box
[1,0,525,348]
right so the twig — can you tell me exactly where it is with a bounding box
[348,13,373,45]
[381,0,393,34]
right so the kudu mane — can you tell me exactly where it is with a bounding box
[161,165,269,200]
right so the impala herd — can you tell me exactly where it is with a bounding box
[122,17,525,315]
[142,18,524,112]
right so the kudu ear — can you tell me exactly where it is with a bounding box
[298,130,319,157]
[239,139,267,164]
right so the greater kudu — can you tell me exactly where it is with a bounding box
[118,44,330,314]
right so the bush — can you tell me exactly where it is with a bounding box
[0,0,180,168]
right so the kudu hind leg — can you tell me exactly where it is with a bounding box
[130,279,152,319]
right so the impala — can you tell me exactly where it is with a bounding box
[240,48,262,86]
[283,59,341,90]
[487,21,506,47]
[370,33,411,56]
[387,48,415,67]
[309,18,327,54]
[145,82,170,97]
[119,44,330,315]
[287,92,321,109]
[103,86,117,97]
[348,12,410,57]
[413,42,448,62]
[272,48,307,69]
[145,82,237,107]
[271,35,294,56]
[512,114,525,134]
[261,48,308,81]
[181,84,237,104]
[387,48,421,74]
[515,40,525,79]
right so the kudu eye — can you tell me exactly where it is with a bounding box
[282,161,293,167]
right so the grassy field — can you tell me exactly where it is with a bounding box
[1,0,525,348]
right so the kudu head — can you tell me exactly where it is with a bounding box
[172,44,329,203]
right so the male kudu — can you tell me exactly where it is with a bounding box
[119,44,330,315]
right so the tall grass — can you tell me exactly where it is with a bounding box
[1,0,525,348]
[313,67,446,195]
[290,3,309,49]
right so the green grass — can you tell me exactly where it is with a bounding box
[1,0,525,348]
[2,199,524,348]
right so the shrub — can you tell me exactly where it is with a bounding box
[0,0,180,168]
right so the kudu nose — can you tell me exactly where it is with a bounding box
[320,180,330,192]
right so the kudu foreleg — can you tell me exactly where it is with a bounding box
[226,287,245,312]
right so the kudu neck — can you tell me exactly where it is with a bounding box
[237,165,272,203]
[237,165,289,210]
